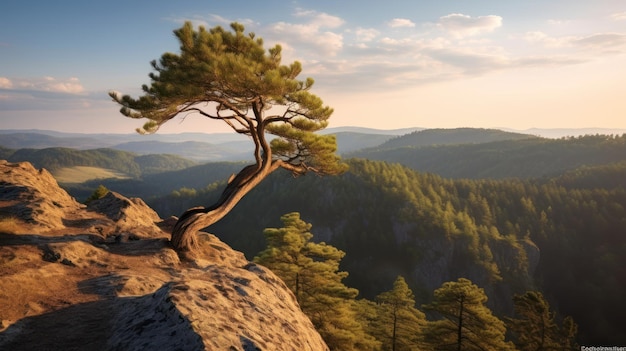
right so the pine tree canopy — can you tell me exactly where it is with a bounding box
[374,276,426,351]
[254,212,378,351]
[507,291,579,350]
[423,278,515,351]
[110,21,345,176]
[109,22,346,254]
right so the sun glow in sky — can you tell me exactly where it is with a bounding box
[1,0,625,133]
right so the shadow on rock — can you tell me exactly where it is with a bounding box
[0,283,204,351]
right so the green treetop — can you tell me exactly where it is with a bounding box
[254,212,378,351]
[423,278,515,351]
[374,276,427,351]
[110,22,346,255]
[507,291,578,350]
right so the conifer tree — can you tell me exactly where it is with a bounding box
[110,22,346,256]
[85,184,109,204]
[374,276,426,351]
[423,278,515,351]
[507,291,579,350]
[254,212,378,351]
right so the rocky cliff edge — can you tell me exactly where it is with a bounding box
[0,160,328,351]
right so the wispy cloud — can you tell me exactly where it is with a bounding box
[438,13,502,38]
[267,10,344,57]
[610,12,626,21]
[167,14,256,29]
[387,18,415,28]
[524,31,571,47]
[547,19,569,26]
[354,27,380,42]
[0,90,108,111]
[0,77,13,89]
[0,76,85,94]
[573,33,626,49]
[0,76,101,113]
[525,31,626,52]
[293,9,344,28]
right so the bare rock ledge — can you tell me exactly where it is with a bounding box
[0,160,329,350]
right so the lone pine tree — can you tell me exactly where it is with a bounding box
[110,22,346,256]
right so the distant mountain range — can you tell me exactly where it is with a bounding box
[1,126,625,162]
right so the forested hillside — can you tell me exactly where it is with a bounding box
[146,158,626,345]
[377,128,534,149]
[2,147,196,177]
[350,133,626,178]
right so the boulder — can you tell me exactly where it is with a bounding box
[87,191,163,238]
[0,160,84,231]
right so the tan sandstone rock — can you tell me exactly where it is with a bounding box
[0,160,329,350]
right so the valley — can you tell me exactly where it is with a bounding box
[1,127,625,345]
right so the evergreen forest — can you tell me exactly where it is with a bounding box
[144,156,626,345]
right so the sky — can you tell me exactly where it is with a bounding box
[1,0,625,134]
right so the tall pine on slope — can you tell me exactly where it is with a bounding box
[374,276,426,351]
[423,278,515,351]
[254,212,378,351]
[507,291,579,350]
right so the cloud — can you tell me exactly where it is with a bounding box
[304,57,452,92]
[610,12,626,21]
[0,77,13,89]
[438,13,502,38]
[43,77,85,94]
[354,27,380,42]
[424,47,509,74]
[547,19,567,25]
[293,9,343,28]
[523,31,570,47]
[387,18,416,28]
[0,90,105,111]
[525,31,626,52]
[573,33,626,49]
[168,14,257,30]
[0,76,85,94]
[0,76,95,112]
[267,10,344,57]
[515,56,587,67]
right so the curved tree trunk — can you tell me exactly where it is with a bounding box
[170,161,282,257]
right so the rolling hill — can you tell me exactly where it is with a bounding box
[377,128,535,149]
[112,140,251,162]
[2,147,196,178]
[350,132,626,179]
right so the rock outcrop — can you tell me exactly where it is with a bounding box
[87,190,163,237]
[0,160,84,231]
[0,160,328,350]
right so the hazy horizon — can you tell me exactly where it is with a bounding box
[3,125,626,140]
